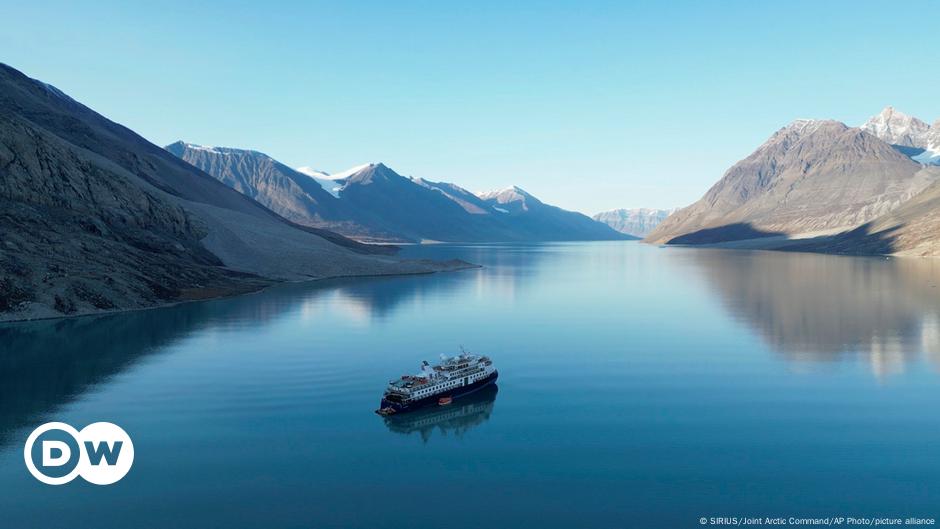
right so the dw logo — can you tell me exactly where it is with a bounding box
[23,422,134,485]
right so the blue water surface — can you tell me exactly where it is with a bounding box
[1,242,938,528]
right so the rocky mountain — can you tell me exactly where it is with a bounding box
[412,178,491,215]
[593,208,676,238]
[317,165,624,241]
[0,63,462,321]
[166,143,401,242]
[476,186,629,240]
[330,163,502,242]
[646,118,938,246]
[860,106,930,149]
[170,146,626,242]
[790,177,940,256]
[303,165,626,242]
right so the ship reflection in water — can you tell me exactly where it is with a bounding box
[3,242,940,528]
[382,385,499,442]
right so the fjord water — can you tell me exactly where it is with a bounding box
[1,242,939,527]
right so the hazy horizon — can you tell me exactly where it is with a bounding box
[3,0,937,214]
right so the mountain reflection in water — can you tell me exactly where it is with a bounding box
[2,242,940,529]
[382,385,499,442]
[0,270,483,448]
[685,249,940,378]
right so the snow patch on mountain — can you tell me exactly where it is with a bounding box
[477,186,536,203]
[295,163,379,196]
[185,143,225,154]
[914,149,940,165]
[331,163,376,180]
[295,166,330,179]
[175,142,264,156]
[294,167,343,197]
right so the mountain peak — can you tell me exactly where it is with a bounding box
[755,119,846,154]
[860,106,930,148]
[783,118,845,133]
[166,141,269,158]
[339,162,410,187]
[787,118,822,128]
[477,186,533,202]
[476,186,544,215]
[329,163,380,180]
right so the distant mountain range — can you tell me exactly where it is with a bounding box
[168,143,627,243]
[593,208,677,238]
[0,63,465,321]
[11,58,935,323]
[647,107,940,256]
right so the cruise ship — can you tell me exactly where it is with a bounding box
[376,350,498,415]
[383,385,499,441]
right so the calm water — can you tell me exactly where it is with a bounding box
[1,242,939,528]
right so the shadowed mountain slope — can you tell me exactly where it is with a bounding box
[0,63,460,321]
[477,186,632,240]
[298,162,498,242]
[166,142,403,242]
[789,172,940,256]
[170,147,627,242]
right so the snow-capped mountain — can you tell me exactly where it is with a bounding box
[859,107,940,165]
[477,186,541,214]
[647,118,935,245]
[594,208,677,238]
[173,147,625,242]
[329,163,375,180]
[296,166,345,198]
[860,106,931,149]
[475,185,632,239]
[293,163,395,199]
[166,143,403,242]
[293,164,625,241]
[647,106,940,254]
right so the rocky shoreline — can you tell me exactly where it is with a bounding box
[0,259,478,324]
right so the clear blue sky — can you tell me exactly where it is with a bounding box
[2,1,937,214]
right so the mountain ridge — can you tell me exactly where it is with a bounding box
[594,208,677,238]
[166,142,402,242]
[171,144,627,242]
